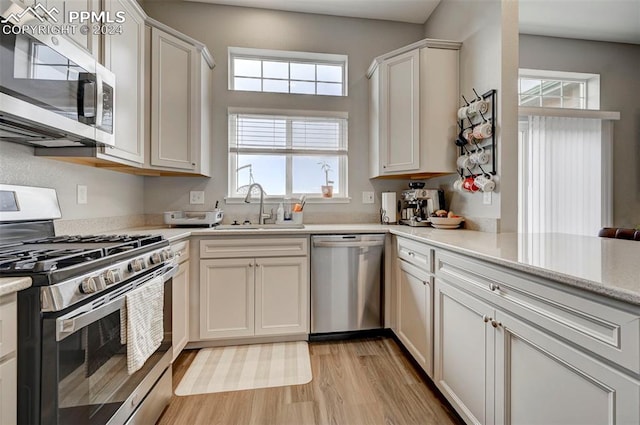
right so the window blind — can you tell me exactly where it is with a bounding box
[229,113,348,155]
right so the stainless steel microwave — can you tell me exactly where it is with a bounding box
[0,17,115,147]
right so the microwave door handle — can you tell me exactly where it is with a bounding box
[77,78,96,124]
[55,264,177,342]
[95,74,103,128]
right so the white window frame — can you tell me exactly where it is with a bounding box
[519,68,600,110]
[228,47,348,96]
[227,107,349,203]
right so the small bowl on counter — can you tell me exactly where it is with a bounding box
[428,216,465,229]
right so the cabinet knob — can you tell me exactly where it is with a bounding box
[489,283,500,292]
[383,165,387,168]
[491,319,501,328]
[482,315,490,323]
[248,263,253,267]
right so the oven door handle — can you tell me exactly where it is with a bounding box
[56,263,177,341]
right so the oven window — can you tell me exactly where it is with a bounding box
[54,309,168,424]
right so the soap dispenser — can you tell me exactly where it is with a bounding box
[276,202,285,223]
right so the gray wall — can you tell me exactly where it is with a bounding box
[0,142,144,220]
[519,35,640,228]
[141,1,425,223]
[423,0,520,232]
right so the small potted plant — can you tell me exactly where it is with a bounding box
[318,161,334,198]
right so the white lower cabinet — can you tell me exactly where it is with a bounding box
[172,261,190,361]
[199,240,309,341]
[434,279,495,425]
[200,258,255,339]
[397,259,433,376]
[495,309,640,425]
[434,275,640,425]
[0,293,17,425]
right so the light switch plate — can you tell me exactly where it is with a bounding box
[483,191,492,205]
[190,191,205,204]
[362,191,375,204]
[77,185,87,204]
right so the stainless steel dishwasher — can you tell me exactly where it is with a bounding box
[311,234,385,334]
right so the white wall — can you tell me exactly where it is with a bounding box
[0,142,145,220]
[519,35,640,228]
[423,0,519,232]
[141,1,425,223]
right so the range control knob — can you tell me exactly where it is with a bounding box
[128,258,146,272]
[149,252,162,265]
[103,269,121,285]
[161,249,174,261]
[80,276,99,294]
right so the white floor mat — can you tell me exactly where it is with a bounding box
[175,341,312,395]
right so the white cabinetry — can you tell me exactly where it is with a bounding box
[148,23,213,176]
[171,239,190,361]
[369,39,460,178]
[100,0,146,164]
[199,238,309,341]
[395,237,434,376]
[0,293,18,425]
[433,249,640,425]
[45,0,100,59]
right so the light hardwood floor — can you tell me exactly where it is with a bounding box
[158,337,462,425]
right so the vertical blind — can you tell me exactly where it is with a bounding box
[519,116,603,236]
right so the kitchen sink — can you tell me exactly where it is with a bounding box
[215,224,305,230]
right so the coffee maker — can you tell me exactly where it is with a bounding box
[400,189,445,226]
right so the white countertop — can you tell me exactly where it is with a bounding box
[0,276,32,296]
[111,224,640,305]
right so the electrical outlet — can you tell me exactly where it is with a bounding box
[77,185,87,204]
[362,191,375,204]
[190,191,205,205]
[483,191,492,205]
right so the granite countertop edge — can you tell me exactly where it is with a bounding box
[0,277,32,296]
[109,224,640,306]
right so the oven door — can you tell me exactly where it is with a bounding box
[40,264,175,425]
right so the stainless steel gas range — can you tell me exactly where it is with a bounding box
[0,184,175,425]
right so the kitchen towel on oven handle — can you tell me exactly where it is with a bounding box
[121,275,165,375]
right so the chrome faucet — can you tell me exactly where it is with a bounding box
[243,183,270,225]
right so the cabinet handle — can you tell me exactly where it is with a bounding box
[489,283,500,292]
[408,251,415,256]
[248,263,253,267]
[482,315,490,323]
[383,165,387,169]
[491,319,501,328]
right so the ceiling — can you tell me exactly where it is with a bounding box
[187,0,640,45]
[187,0,441,24]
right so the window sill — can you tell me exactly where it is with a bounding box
[225,196,352,205]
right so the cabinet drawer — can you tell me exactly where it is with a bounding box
[171,239,190,263]
[0,294,17,359]
[435,250,640,375]
[200,237,308,258]
[397,237,432,272]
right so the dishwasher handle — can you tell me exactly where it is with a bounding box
[312,240,384,248]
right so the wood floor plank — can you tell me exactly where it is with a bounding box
[158,337,461,425]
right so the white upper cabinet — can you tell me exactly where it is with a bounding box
[369,39,461,178]
[100,0,146,164]
[45,0,101,59]
[148,22,214,176]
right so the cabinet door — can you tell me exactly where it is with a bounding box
[172,261,189,361]
[495,310,640,425]
[396,260,432,376]
[150,27,197,171]
[200,259,254,339]
[46,0,100,59]
[255,257,309,336]
[379,49,420,174]
[0,357,17,425]
[434,278,495,425]
[100,0,145,164]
